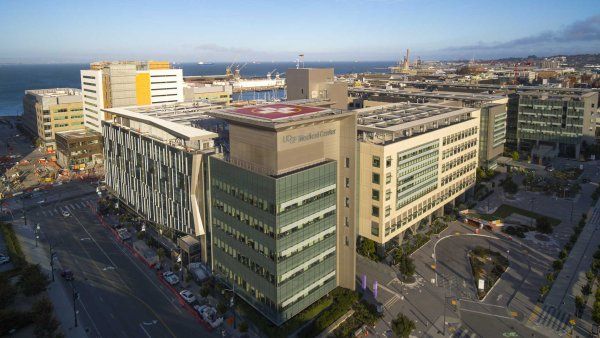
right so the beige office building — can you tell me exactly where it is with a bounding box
[356,103,479,248]
[286,68,349,110]
[81,61,183,132]
[22,88,85,152]
[207,103,356,324]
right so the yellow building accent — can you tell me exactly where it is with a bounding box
[148,61,171,70]
[136,73,151,105]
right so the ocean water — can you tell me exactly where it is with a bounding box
[0,61,393,116]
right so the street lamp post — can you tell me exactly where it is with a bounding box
[35,223,40,248]
[72,286,79,327]
[216,271,237,330]
[49,243,55,282]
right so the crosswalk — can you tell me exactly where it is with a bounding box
[590,207,600,225]
[38,200,93,217]
[533,305,569,335]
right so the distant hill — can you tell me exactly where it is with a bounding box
[452,54,600,68]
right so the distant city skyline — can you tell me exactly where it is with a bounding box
[0,0,598,63]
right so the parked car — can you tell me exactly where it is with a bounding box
[0,254,10,265]
[179,290,196,304]
[62,211,70,217]
[61,269,74,281]
[162,271,179,285]
[194,305,223,328]
[117,228,131,240]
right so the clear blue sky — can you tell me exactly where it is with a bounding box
[0,0,598,63]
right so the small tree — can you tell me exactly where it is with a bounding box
[397,254,416,278]
[217,302,228,316]
[0,274,17,308]
[200,285,210,298]
[575,295,585,316]
[358,238,376,260]
[539,284,550,298]
[391,313,415,338]
[18,264,49,296]
[509,151,519,161]
[31,297,60,338]
[552,260,564,271]
[156,248,165,265]
[536,216,553,234]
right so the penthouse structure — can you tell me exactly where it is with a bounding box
[286,68,349,110]
[207,103,356,325]
[81,61,184,132]
[102,103,217,260]
[517,91,598,160]
[349,88,507,169]
[22,88,84,152]
[356,103,479,250]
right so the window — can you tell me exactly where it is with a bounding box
[345,157,350,168]
[372,156,380,168]
[372,206,379,217]
[386,156,392,168]
[345,197,350,208]
[345,217,349,227]
[345,236,349,246]
[345,177,350,188]
[385,189,391,201]
[385,206,391,217]
[372,189,380,201]
[372,173,380,184]
[385,173,392,184]
[371,221,379,236]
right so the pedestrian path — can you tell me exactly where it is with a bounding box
[450,325,478,338]
[533,305,569,335]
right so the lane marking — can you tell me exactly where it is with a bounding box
[139,324,152,338]
[460,308,513,319]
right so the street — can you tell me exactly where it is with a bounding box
[15,184,220,338]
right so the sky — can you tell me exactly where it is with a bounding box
[0,0,598,63]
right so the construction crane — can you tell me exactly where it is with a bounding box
[267,68,277,79]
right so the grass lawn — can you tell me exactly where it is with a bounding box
[471,204,561,227]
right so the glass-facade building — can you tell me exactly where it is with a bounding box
[210,157,338,325]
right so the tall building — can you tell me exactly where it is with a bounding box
[207,103,356,325]
[22,88,84,152]
[81,61,183,132]
[356,103,479,251]
[478,103,507,169]
[286,68,349,110]
[517,91,598,160]
[102,103,217,261]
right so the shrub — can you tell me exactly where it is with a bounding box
[552,260,564,271]
[391,313,415,338]
[18,264,49,296]
[559,249,568,260]
[0,275,17,309]
[0,309,33,336]
[200,286,210,298]
[0,222,26,269]
[31,297,60,338]
[217,302,228,315]
[536,216,553,234]
[358,238,377,260]
[396,254,416,278]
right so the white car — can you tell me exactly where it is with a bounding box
[162,271,179,285]
[62,211,70,217]
[0,254,10,265]
[117,228,131,240]
[194,305,223,328]
[179,290,196,303]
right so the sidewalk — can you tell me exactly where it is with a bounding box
[11,217,89,338]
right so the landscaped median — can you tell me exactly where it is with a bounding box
[462,204,561,237]
[468,246,509,300]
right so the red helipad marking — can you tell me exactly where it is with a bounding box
[232,103,325,120]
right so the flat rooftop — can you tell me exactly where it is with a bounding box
[55,129,102,141]
[25,88,81,98]
[349,87,504,102]
[356,102,476,144]
[103,103,218,142]
[207,100,351,128]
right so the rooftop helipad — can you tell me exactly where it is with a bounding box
[231,103,326,120]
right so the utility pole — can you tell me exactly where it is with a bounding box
[72,286,79,327]
[35,223,40,248]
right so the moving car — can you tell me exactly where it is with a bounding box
[61,269,74,281]
[62,211,70,217]
[162,271,179,285]
[0,254,10,265]
[179,290,196,303]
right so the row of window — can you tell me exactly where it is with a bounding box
[442,138,477,159]
[279,189,335,214]
[214,238,277,284]
[212,178,275,214]
[441,150,476,173]
[214,217,275,260]
[441,161,477,186]
[442,126,478,146]
[213,199,276,238]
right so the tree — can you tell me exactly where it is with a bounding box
[575,295,586,316]
[397,253,416,278]
[156,248,165,265]
[511,151,519,161]
[31,297,60,338]
[391,313,415,338]
[0,275,16,309]
[18,264,49,296]
[217,302,228,316]
[536,216,553,234]
[358,238,376,260]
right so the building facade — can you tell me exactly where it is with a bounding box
[478,103,507,169]
[286,68,349,110]
[356,103,479,249]
[517,91,598,159]
[207,103,356,325]
[22,88,84,151]
[55,130,103,171]
[183,82,233,106]
[102,105,217,260]
[81,61,183,132]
